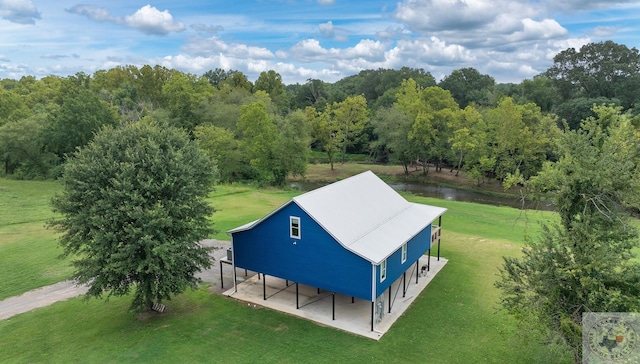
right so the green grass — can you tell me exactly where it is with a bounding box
[0,177,573,363]
[0,232,571,363]
[0,179,73,300]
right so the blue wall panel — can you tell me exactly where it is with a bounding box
[374,224,433,297]
[232,202,373,300]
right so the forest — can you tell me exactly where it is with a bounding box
[1,40,639,186]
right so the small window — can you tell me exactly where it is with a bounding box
[290,216,301,239]
[380,259,387,282]
[401,243,407,263]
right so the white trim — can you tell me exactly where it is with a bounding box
[401,243,407,264]
[380,259,387,282]
[290,216,301,239]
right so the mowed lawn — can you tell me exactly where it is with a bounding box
[0,178,571,363]
[0,179,73,300]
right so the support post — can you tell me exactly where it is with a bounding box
[352,296,355,303]
[296,283,299,309]
[428,248,431,271]
[263,274,266,300]
[219,260,224,289]
[415,260,419,284]
[286,279,289,287]
[371,302,374,331]
[388,287,391,313]
[332,293,335,320]
[437,215,442,261]
[403,271,406,297]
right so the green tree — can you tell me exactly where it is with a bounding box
[0,114,55,178]
[50,121,217,312]
[496,105,640,363]
[448,105,486,176]
[237,101,306,185]
[308,105,340,170]
[0,87,31,125]
[485,98,555,180]
[420,86,459,172]
[332,95,369,163]
[254,70,288,112]
[45,89,117,164]
[546,41,640,109]
[371,107,415,173]
[194,124,250,182]
[438,67,496,108]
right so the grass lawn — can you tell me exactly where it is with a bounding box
[0,179,73,300]
[0,176,573,363]
[0,231,571,363]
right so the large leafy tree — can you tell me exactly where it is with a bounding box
[332,95,369,163]
[45,89,117,163]
[237,101,308,185]
[496,105,640,363]
[254,70,288,112]
[50,120,217,312]
[438,67,495,108]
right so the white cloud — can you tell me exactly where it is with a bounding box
[319,21,334,38]
[67,4,112,22]
[67,4,184,35]
[124,5,185,35]
[317,0,335,5]
[543,0,640,13]
[191,23,224,34]
[396,0,502,32]
[0,0,40,24]
[180,36,274,59]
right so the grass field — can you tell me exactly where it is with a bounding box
[0,176,572,363]
[0,179,73,300]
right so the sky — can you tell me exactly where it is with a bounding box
[1,0,639,85]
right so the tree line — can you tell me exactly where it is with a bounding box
[1,40,639,186]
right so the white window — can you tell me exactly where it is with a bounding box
[401,243,407,263]
[380,259,387,282]
[290,216,301,239]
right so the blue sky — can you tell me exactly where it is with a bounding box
[1,0,639,84]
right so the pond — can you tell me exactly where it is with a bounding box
[291,181,554,211]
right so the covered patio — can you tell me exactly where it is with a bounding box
[223,255,447,340]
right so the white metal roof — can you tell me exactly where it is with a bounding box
[229,170,447,264]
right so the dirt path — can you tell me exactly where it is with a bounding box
[0,239,232,321]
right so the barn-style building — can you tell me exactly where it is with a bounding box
[227,171,446,331]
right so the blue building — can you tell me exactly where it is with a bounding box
[228,171,446,331]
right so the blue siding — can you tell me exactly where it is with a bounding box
[375,224,433,297]
[232,202,373,300]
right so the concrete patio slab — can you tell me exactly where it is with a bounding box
[223,255,447,340]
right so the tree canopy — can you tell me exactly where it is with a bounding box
[50,121,217,311]
[496,105,640,362]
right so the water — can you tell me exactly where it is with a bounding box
[291,181,554,211]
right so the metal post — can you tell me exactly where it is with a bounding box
[332,293,335,320]
[388,287,391,313]
[437,216,442,261]
[352,296,354,303]
[219,260,224,289]
[403,271,406,297]
[263,274,266,300]
[428,248,431,271]
[371,302,374,331]
[415,260,419,284]
[296,283,299,309]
